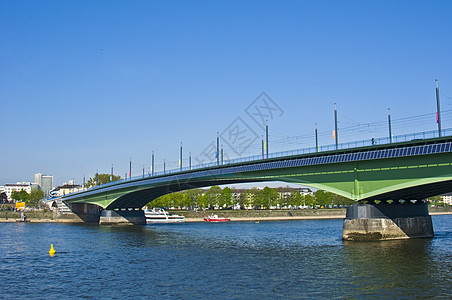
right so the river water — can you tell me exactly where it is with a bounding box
[0,216,450,299]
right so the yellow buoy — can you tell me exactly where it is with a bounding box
[49,244,56,256]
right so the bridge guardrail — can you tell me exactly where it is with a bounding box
[77,128,452,193]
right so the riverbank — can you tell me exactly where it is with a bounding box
[1,206,451,223]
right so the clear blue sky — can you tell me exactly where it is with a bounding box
[1,0,451,186]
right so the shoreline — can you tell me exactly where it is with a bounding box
[0,211,450,223]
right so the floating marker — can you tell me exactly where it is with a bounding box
[49,244,56,256]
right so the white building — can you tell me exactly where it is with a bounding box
[440,193,452,205]
[3,182,32,201]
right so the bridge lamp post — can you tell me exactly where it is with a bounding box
[180,142,183,171]
[266,120,269,159]
[217,132,220,166]
[315,123,319,152]
[129,158,132,180]
[436,79,442,137]
[334,103,338,150]
[152,150,155,176]
[388,108,392,143]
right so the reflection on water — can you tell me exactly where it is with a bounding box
[0,216,450,298]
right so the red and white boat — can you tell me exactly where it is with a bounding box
[203,214,230,222]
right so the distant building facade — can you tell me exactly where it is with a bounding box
[440,193,452,205]
[50,181,83,197]
[3,182,32,201]
[34,173,53,198]
[48,181,83,213]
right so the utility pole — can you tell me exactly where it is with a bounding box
[315,123,319,152]
[388,108,392,143]
[164,159,166,174]
[129,158,132,180]
[436,79,442,137]
[189,152,192,170]
[142,165,145,178]
[111,164,113,181]
[266,120,269,158]
[334,103,338,150]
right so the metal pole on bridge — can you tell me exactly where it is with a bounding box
[152,150,155,176]
[266,120,269,158]
[334,103,338,150]
[189,152,192,170]
[221,145,223,165]
[315,123,319,152]
[180,142,183,171]
[388,108,392,143]
[436,79,442,137]
[164,159,166,174]
[217,132,220,166]
[129,158,132,180]
[262,135,264,159]
[111,164,113,181]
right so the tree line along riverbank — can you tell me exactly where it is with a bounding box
[1,206,451,223]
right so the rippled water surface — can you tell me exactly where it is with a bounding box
[1,216,450,299]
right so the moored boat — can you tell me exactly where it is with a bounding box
[144,208,185,224]
[203,214,230,222]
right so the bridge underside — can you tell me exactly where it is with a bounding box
[61,138,452,240]
[64,151,452,210]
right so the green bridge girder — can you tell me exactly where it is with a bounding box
[62,137,452,210]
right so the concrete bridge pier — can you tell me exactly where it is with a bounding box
[342,201,434,241]
[99,210,146,225]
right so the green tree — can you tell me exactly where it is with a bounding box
[185,188,202,209]
[28,189,44,207]
[219,187,233,208]
[304,194,316,208]
[205,186,222,208]
[256,187,279,209]
[10,190,20,202]
[149,194,170,208]
[197,193,209,209]
[248,188,261,209]
[86,173,121,188]
[238,192,247,209]
[289,190,303,207]
[19,189,30,203]
[314,190,334,207]
[333,194,354,206]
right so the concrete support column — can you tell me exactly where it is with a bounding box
[342,202,434,241]
[99,210,146,225]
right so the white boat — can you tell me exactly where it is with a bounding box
[144,208,185,224]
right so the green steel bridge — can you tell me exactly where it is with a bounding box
[61,130,452,211]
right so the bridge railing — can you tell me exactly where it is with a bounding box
[81,128,452,192]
